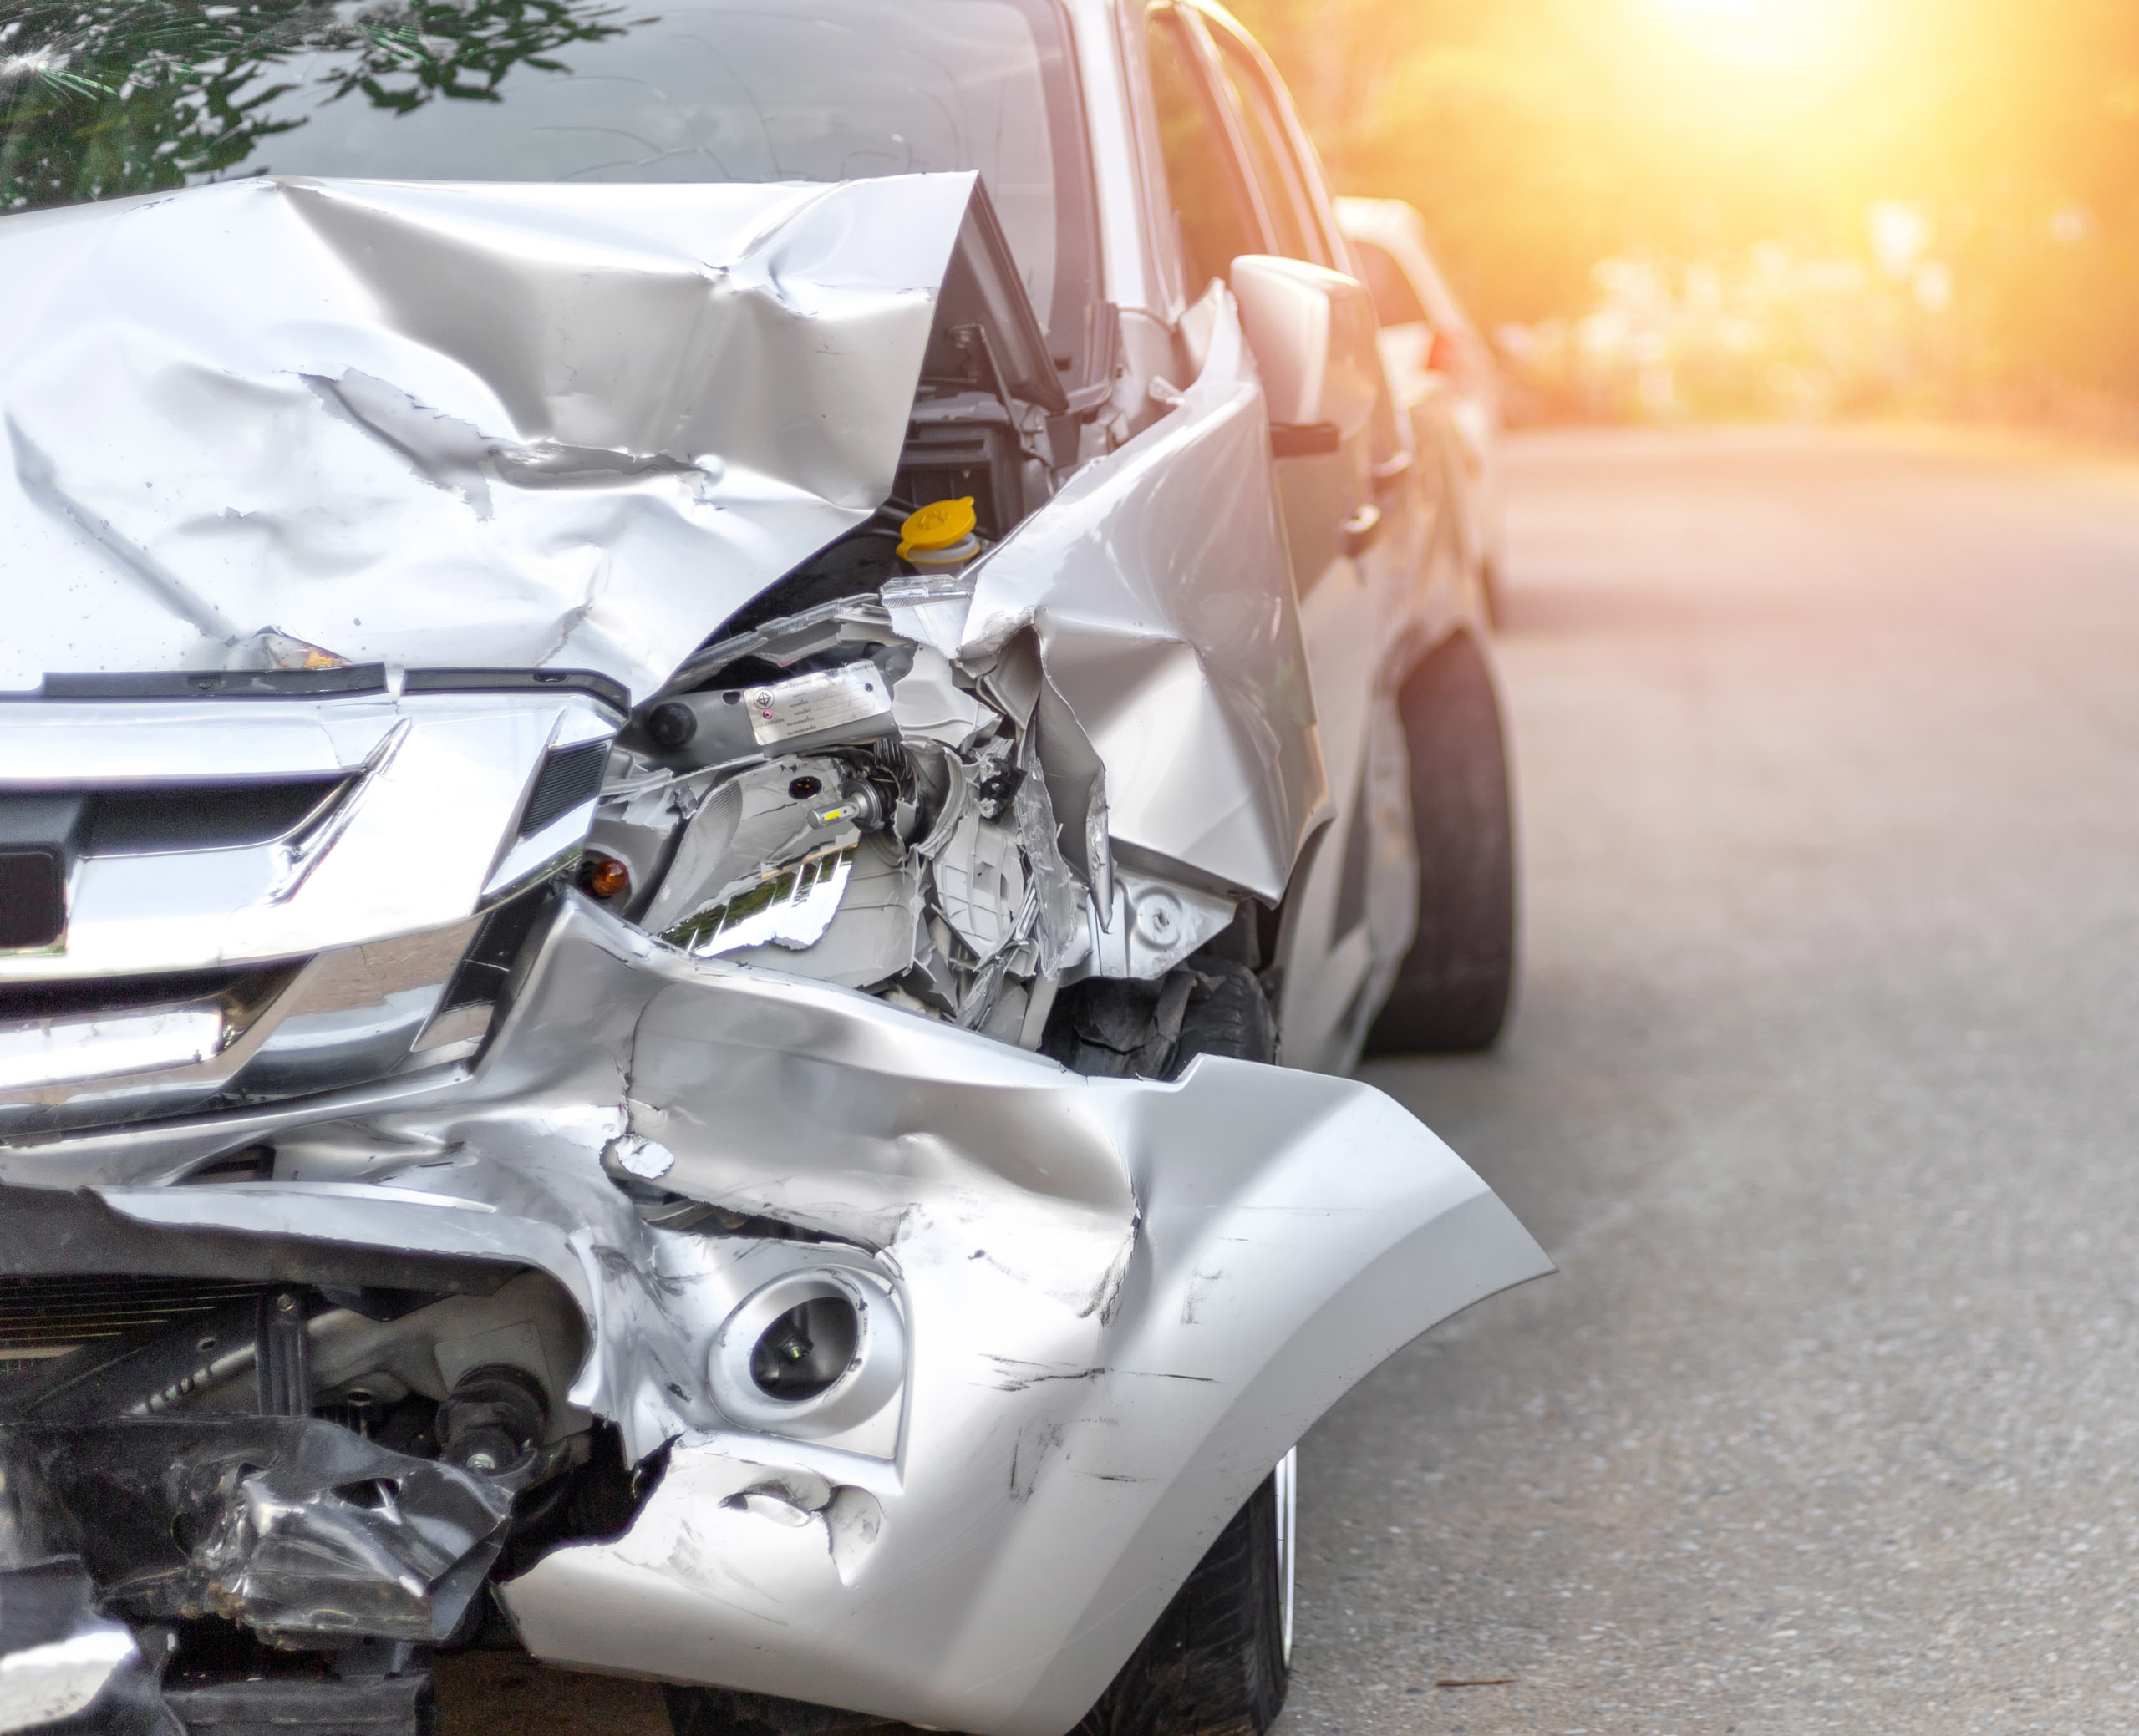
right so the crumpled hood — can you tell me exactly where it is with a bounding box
[0,172,978,702]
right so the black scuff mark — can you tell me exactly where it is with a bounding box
[980,1356,1217,1393]
[645,1267,696,1302]
[981,1355,1105,1393]
[1112,1368,1219,1384]
[592,1245,640,1282]
[588,1235,692,1309]
[1080,1211,1141,1324]
[1008,1419,1064,1505]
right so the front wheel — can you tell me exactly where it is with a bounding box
[1363,630,1516,1054]
[1074,1458,1295,1736]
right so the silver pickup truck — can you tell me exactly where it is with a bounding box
[0,4,1547,1733]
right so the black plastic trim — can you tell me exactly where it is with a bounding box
[28,667,388,700]
[0,852,64,951]
[0,966,284,1026]
[404,667,631,714]
[516,740,610,839]
[165,1673,435,1733]
[437,884,559,1016]
[1270,421,1342,458]
[0,1185,518,1292]
[10,666,634,711]
[83,778,348,856]
[0,780,348,870]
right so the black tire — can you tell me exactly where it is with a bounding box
[1363,630,1516,1054]
[1169,959,1276,1073]
[1043,961,1276,1080]
[1072,1474,1288,1736]
[664,1685,890,1736]
[1043,964,1292,1736]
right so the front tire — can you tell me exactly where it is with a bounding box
[1364,630,1516,1054]
[1074,1470,1292,1736]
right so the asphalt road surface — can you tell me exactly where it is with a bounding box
[1286,424,2139,1736]
[440,424,2139,1735]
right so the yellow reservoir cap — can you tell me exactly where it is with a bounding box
[897,496,978,558]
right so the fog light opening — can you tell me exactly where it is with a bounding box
[708,1267,906,1440]
[749,1295,859,1401]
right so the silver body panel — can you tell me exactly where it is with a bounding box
[964,297,1325,903]
[0,174,975,704]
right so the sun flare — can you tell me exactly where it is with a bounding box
[1649,0,1862,69]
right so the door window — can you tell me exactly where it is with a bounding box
[1351,238,1430,327]
[1144,6,1261,293]
[1,1,1097,373]
[1205,28,1323,266]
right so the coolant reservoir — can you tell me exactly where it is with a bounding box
[897,496,980,573]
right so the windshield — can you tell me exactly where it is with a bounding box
[0,0,1092,356]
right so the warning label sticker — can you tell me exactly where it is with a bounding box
[744,662,895,746]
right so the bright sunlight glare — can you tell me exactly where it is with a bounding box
[1649,0,1864,69]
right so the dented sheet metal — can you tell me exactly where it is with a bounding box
[20,895,1550,1732]
[500,952,1547,1734]
[963,295,1328,902]
[0,1418,511,1642]
[0,173,977,702]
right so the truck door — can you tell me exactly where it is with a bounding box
[1160,6,1418,1068]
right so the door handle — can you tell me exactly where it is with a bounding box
[1271,421,1341,458]
[1342,502,1382,560]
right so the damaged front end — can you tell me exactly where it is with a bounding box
[0,166,1547,1736]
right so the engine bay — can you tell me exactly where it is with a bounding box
[582,477,1237,1061]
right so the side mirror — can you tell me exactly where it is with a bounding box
[1229,256,1382,451]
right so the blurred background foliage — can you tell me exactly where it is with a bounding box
[1232,0,2139,422]
[0,2,622,213]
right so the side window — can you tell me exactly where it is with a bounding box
[1144,6,1260,294]
[1206,28,1320,266]
[1351,237,1429,327]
